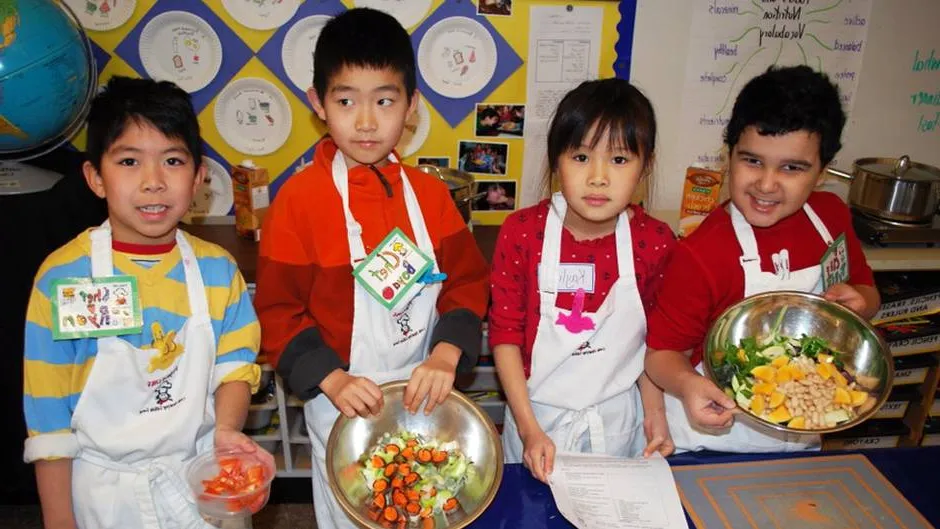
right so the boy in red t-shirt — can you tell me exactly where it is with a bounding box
[645,65,880,452]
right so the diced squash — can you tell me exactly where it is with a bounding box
[817,353,833,364]
[750,395,766,414]
[737,349,747,362]
[767,405,792,424]
[832,370,848,387]
[816,362,833,380]
[776,365,793,383]
[850,390,869,407]
[751,365,776,383]
[790,366,806,381]
[833,387,851,405]
[768,391,786,409]
[752,382,777,395]
[771,356,790,368]
[788,416,806,429]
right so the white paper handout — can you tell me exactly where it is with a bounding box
[417,16,498,99]
[64,0,136,32]
[138,11,223,93]
[549,452,689,529]
[520,5,602,207]
[353,0,432,29]
[221,0,300,30]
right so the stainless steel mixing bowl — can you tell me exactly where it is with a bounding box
[703,291,894,434]
[326,381,503,529]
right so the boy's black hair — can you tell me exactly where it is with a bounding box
[313,8,416,101]
[546,78,656,181]
[480,107,500,121]
[725,65,845,166]
[85,76,202,170]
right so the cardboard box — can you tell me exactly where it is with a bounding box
[873,271,940,324]
[878,315,940,357]
[678,167,724,238]
[823,419,908,450]
[231,160,270,239]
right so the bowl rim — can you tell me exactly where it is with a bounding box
[186,447,276,500]
[702,290,895,435]
[325,380,504,529]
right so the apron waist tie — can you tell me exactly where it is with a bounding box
[562,406,606,454]
[79,452,214,529]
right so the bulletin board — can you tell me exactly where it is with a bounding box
[71,0,626,226]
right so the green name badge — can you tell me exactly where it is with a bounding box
[821,233,850,291]
[50,275,144,340]
[353,228,433,310]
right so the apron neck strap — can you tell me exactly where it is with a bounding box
[330,151,439,269]
[89,222,210,321]
[731,201,836,272]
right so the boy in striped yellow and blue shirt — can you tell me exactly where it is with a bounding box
[23,76,272,529]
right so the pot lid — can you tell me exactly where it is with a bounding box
[856,155,940,182]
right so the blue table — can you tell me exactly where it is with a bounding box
[469,447,940,528]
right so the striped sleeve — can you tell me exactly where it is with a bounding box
[23,245,91,462]
[194,239,261,393]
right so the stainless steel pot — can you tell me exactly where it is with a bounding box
[415,165,485,224]
[827,155,940,224]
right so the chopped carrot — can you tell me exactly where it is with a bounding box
[397,519,406,529]
[401,447,415,460]
[405,502,420,515]
[392,490,407,507]
[383,506,398,522]
[391,477,404,489]
[372,455,385,468]
[373,479,389,493]
[417,449,432,463]
[373,492,386,509]
[406,439,419,447]
[429,487,437,497]
[431,450,447,464]
[419,506,432,519]
[421,517,435,529]
[367,507,381,521]
[406,489,420,502]
[443,498,459,513]
[403,472,419,486]
[398,465,411,477]
[384,463,398,477]
[385,444,400,455]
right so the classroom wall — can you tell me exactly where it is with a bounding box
[73,0,622,226]
[631,0,940,213]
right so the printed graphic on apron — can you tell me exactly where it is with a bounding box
[391,292,428,346]
[572,341,605,357]
[141,364,186,414]
[145,322,185,373]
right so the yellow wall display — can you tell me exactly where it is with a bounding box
[72,0,621,226]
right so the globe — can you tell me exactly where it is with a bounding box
[0,0,95,161]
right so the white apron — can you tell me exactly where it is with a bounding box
[665,203,832,453]
[502,193,647,463]
[71,222,216,529]
[305,153,443,529]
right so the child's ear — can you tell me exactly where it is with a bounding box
[307,88,327,122]
[193,160,207,194]
[82,161,106,199]
[407,90,420,117]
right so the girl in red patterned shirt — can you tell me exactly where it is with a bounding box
[488,79,676,483]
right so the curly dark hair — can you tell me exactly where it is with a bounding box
[724,65,846,165]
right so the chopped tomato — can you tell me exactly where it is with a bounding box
[200,457,269,514]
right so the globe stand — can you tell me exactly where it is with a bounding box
[0,160,64,195]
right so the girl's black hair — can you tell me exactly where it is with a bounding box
[545,78,656,188]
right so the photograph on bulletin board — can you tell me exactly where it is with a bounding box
[66,0,629,228]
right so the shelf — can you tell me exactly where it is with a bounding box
[287,395,304,408]
[249,400,277,412]
[289,408,309,444]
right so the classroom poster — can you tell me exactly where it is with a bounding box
[677,0,873,170]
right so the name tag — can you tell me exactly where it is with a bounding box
[821,233,849,291]
[556,263,595,293]
[51,276,143,340]
[353,228,433,310]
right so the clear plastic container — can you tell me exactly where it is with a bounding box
[185,448,275,519]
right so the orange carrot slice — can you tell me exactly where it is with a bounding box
[403,472,419,486]
[443,498,459,513]
[405,502,420,515]
[421,517,435,529]
[406,439,419,447]
[383,507,398,522]
[431,450,447,464]
[401,447,415,460]
[373,493,386,510]
[372,455,385,468]
[406,489,420,502]
[385,444,400,455]
[373,479,389,493]
[392,490,407,507]
[384,463,398,477]
[417,449,432,463]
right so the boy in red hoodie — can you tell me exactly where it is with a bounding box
[253,8,489,529]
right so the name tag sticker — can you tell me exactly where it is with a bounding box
[556,263,595,293]
[353,228,433,310]
[821,233,850,291]
[51,275,143,340]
